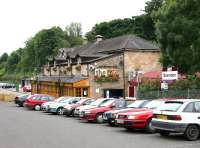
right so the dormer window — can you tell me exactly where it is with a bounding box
[53,60,56,67]
[67,58,72,67]
[77,57,81,65]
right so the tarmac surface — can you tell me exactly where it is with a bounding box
[0,102,200,148]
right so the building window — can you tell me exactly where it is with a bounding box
[75,88,81,97]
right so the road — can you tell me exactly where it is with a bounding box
[0,102,200,148]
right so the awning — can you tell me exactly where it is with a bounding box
[142,71,161,79]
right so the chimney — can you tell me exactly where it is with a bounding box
[95,35,103,43]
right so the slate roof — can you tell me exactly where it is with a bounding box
[62,35,159,57]
[36,76,87,83]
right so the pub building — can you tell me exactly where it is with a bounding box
[31,35,161,98]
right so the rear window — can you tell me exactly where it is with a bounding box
[127,100,147,108]
[156,101,183,112]
[143,100,164,109]
[99,100,114,107]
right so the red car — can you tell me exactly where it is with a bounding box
[115,99,167,133]
[63,98,95,117]
[80,99,128,123]
[25,94,54,110]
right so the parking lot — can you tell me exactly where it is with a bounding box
[0,102,200,148]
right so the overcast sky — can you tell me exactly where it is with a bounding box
[0,0,148,56]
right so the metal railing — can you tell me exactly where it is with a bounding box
[137,89,200,100]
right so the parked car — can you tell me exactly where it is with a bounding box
[75,98,111,117]
[63,98,94,117]
[47,97,83,115]
[41,96,69,111]
[80,99,130,123]
[103,100,149,126]
[115,99,167,133]
[152,99,200,141]
[14,94,30,107]
[24,94,55,110]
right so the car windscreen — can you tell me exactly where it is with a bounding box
[143,100,164,109]
[90,99,106,106]
[58,98,70,103]
[115,100,126,108]
[127,100,146,108]
[99,100,114,107]
[32,95,41,100]
[77,99,87,104]
[156,101,183,112]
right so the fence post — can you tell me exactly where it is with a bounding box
[187,88,190,99]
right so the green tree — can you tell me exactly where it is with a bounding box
[153,0,200,74]
[0,53,8,63]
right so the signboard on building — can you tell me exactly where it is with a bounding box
[162,71,178,81]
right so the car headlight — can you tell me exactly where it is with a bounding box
[85,111,91,114]
[127,115,136,119]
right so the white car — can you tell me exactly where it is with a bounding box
[152,99,200,141]
[41,97,68,111]
[48,97,83,115]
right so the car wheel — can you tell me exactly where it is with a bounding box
[108,121,116,126]
[57,107,64,115]
[159,131,170,137]
[34,105,41,111]
[71,109,75,117]
[184,125,200,141]
[96,113,104,123]
[18,103,22,107]
[145,118,155,133]
[125,127,133,131]
[22,102,26,107]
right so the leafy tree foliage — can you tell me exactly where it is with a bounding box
[153,0,200,74]
[0,53,8,64]
[0,23,84,79]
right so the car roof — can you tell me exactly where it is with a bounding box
[165,99,200,103]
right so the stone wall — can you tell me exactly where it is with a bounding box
[89,54,124,98]
[124,50,161,97]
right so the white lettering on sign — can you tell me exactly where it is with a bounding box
[162,71,178,80]
[95,69,108,76]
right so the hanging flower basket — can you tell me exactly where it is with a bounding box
[66,66,72,71]
[94,74,120,83]
[53,67,57,71]
[75,65,81,71]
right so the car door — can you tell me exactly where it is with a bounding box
[194,101,200,125]
[182,102,199,124]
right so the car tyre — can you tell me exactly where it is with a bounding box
[108,122,116,126]
[96,113,104,123]
[145,118,155,133]
[184,125,200,141]
[57,107,64,115]
[71,109,75,117]
[159,131,170,137]
[34,105,41,111]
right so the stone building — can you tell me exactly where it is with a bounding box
[31,35,161,98]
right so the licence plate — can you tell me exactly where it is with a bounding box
[157,115,167,120]
[116,119,124,124]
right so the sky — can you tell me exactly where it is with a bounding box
[0,0,148,56]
